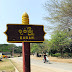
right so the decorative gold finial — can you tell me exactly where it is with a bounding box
[22,12,29,18]
[22,12,29,24]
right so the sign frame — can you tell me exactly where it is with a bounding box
[4,24,46,43]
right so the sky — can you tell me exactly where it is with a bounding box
[0,0,51,46]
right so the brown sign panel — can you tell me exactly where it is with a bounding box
[4,24,45,43]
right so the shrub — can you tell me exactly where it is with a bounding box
[64,53,72,57]
[63,53,68,57]
[52,53,61,57]
[68,53,72,57]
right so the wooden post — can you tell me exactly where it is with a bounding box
[22,12,30,72]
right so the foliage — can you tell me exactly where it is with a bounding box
[43,0,72,57]
[14,46,22,53]
[49,31,70,57]
[30,40,49,53]
[44,0,72,30]
[0,44,16,52]
[63,53,69,57]
[52,53,61,57]
[31,43,39,53]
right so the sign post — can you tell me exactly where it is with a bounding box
[22,12,30,72]
[4,12,46,72]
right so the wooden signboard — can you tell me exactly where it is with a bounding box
[4,24,45,43]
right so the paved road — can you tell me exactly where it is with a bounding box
[11,57,72,72]
[31,59,72,71]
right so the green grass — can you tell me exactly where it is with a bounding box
[0,59,15,72]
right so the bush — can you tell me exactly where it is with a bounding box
[63,53,72,57]
[63,53,68,57]
[68,53,72,57]
[52,53,61,57]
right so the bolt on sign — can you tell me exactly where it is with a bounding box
[4,24,45,43]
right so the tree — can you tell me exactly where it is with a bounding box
[14,46,22,56]
[49,31,70,57]
[31,43,39,53]
[0,44,16,52]
[0,44,8,52]
[43,0,72,57]
[44,0,72,30]
[30,40,49,54]
[37,40,49,53]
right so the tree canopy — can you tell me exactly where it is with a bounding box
[0,44,16,52]
[44,0,72,30]
[30,40,49,53]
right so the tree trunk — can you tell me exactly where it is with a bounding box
[60,48,63,58]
